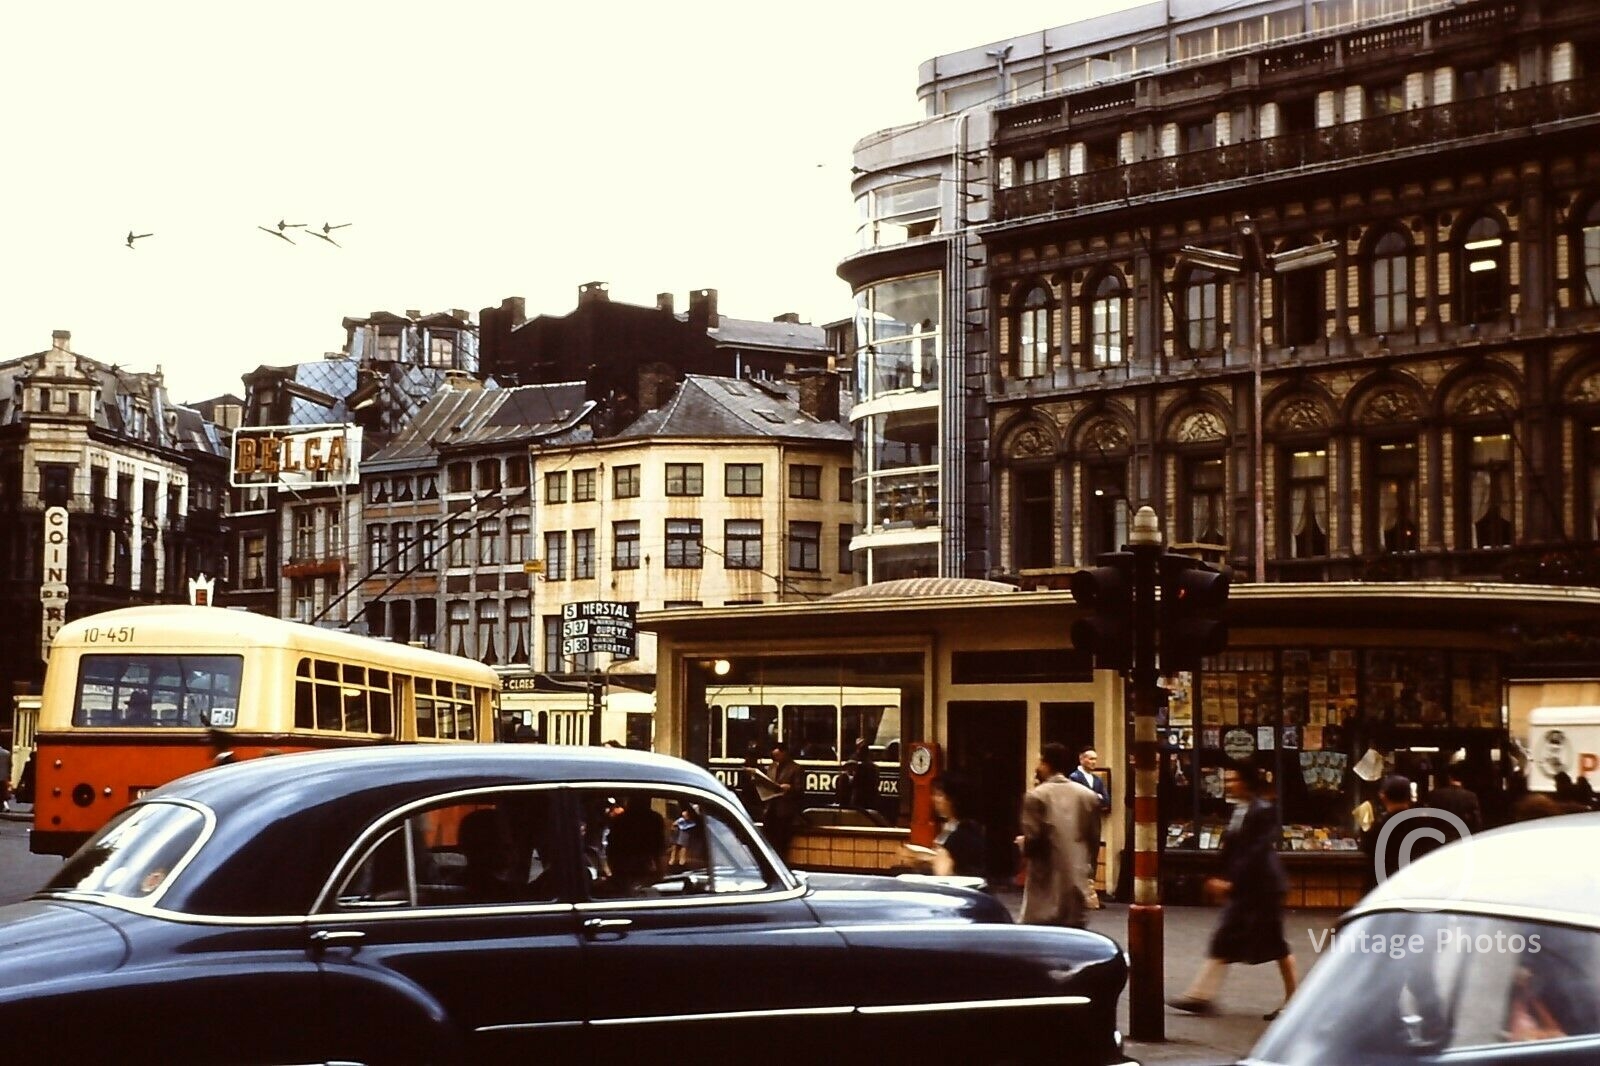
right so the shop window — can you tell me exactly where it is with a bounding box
[1458,216,1507,325]
[1088,274,1126,366]
[1013,467,1055,569]
[1014,285,1052,378]
[1182,268,1223,355]
[1371,439,1419,552]
[1462,432,1513,549]
[1085,460,1128,559]
[1282,448,1329,558]
[1369,230,1411,335]
[724,520,762,570]
[1182,455,1227,545]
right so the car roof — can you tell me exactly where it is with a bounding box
[1346,812,1600,931]
[143,745,732,916]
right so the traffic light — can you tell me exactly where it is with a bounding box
[1158,551,1230,674]
[1070,552,1134,672]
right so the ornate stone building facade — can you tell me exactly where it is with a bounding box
[977,0,1600,584]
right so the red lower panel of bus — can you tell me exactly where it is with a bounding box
[30,734,367,856]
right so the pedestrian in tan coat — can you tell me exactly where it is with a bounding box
[1017,742,1103,928]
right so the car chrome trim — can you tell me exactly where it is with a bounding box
[589,1005,855,1027]
[857,994,1091,1015]
[476,1020,585,1033]
[571,883,809,912]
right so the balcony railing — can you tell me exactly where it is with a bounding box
[995,77,1600,222]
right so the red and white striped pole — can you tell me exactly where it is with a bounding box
[1126,505,1164,1041]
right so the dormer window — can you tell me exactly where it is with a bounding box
[428,332,456,369]
[377,330,401,361]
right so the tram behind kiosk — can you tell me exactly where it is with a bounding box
[906,741,941,847]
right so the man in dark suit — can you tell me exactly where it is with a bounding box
[1068,747,1112,907]
[1427,762,1482,833]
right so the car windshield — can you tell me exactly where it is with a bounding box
[1250,911,1600,1064]
[43,802,207,900]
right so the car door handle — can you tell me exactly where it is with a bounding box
[309,929,366,947]
[582,917,632,939]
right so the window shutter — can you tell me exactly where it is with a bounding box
[1259,102,1279,139]
[1316,91,1337,128]
[1432,67,1455,105]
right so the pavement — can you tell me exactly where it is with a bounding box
[990,888,1340,1065]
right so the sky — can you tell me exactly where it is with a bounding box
[3,0,1139,403]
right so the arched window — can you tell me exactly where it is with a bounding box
[1370,231,1411,334]
[1088,274,1126,366]
[1458,216,1507,325]
[1461,431,1513,549]
[1183,269,1222,354]
[1281,447,1329,558]
[1015,285,1051,378]
[1582,201,1600,308]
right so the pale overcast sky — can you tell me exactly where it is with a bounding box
[3,0,1138,403]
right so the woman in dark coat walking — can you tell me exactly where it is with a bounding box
[1169,763,1298,1019]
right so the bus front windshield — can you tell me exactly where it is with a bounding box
[74,654,244,729]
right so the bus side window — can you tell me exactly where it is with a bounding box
[369,670,393,736]
[416,678,436,739]
[343,664,368,733]
[295,659,315,730]
[314,659,341,731]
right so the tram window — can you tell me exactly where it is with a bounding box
[342,665,368,732]
[785,705,838,760]
[417,678,437,738]
[295,660,313,729]
[723,704,777,758]
[370,670,393,735]
[74,654,243,729]
[843,704,901,762]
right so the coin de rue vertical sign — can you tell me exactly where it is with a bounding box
[41,506,69,663]
[559,601,638,659]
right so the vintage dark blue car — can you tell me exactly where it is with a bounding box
[0,745,1132,1065]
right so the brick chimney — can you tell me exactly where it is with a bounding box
[578,281,610,305]
[656,292,675,313]
[795,370,841,423]
[51,330,70,351]
[688,288,719,330]
[773,312,800,324]
[637,362,678,411]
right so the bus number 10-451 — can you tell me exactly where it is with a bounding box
[83,626,136,644]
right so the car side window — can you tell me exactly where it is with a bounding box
[1444,921,1600,1049]
[331,789,564,910]
[579,788,775,901]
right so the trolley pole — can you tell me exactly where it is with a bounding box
[1126,506,1164,1041]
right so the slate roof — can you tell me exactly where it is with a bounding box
[0,347,189,450]
[365,381,592,470]
[612,375,850,443]
[704,316,831,354]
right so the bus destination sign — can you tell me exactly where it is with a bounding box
[560,600,637,659]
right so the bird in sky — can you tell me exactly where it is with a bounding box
[308,221,351,247]
[125,230,153,248]
[258,222,298,244]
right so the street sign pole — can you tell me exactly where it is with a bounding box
[1127,505,1164,1041]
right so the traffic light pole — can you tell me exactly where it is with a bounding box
[1127,506,1164,1041]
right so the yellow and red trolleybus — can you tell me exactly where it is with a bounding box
[32,604,501,856]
